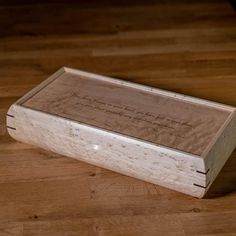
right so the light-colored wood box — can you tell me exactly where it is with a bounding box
[7,67,236,198]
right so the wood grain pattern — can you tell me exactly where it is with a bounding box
[21,69,231,156]
[6,67,236,198]
[1,0,236,235]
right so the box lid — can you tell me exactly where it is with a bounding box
[21,68,232,156]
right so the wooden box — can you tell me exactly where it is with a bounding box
[7,67,236,198]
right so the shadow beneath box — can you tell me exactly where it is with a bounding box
[204,149,236,198]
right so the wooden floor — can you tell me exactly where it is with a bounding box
[0,1,236,235]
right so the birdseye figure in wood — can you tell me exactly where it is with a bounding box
[7,67,236,198]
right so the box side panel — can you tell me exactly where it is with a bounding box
[204,110,236,192]
[7,104,207,198]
